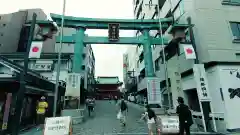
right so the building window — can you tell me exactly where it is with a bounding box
[82,65,85,70]
[82,54,86,59]
[152,45,156,50]
[142,13,145,20]
[136,1,143,19]
[173,1,185,21]
[139,52,144,63]
[230,22,240,41]
[149,0,153,9]
[136,0,140,5]
[222,0,240,5]
[155,58,160,71]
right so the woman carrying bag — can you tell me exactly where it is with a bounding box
[140,105,162,135]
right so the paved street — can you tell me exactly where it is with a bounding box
[21,100,148,135]
[73,100,148,135]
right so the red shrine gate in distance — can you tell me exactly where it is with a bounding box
[93,76,123,100]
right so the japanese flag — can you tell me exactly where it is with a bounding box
[29,41,43,58]
[183,44,196,59]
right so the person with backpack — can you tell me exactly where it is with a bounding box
[140,105,162,135]
[117,96,128,126]
[176,97,193,135]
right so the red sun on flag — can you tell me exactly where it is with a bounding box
[32,46,39,52]
[186,48,193,54]
[123,64,127,68]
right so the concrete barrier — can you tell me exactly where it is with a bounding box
[62,108,86,125]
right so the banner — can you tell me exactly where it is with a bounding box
[29,41,43,58]
[146,77,162,105]
[219,66,240,130]
[193,64,211,101]
[183,44,196,60]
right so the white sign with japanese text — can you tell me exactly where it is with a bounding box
[44,116,71,135]
[66,73,81,97]
[31,63,52,71]
[169,67,183,108]
[161,116,179,133]
[146,77,162,105]
[193,64,211,101]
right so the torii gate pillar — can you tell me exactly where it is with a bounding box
[73,26,86,73]
[142,29,155,77]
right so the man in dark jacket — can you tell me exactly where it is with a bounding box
[176,97,193,135]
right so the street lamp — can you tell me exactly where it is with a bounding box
[145,3,171,108]
[53,0,66,117]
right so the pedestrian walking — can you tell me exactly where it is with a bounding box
[114,96,118,104]
[36,96,48,130]
[140,105,162,135]
[86,97,95,117]
[176,97,193,135]
[116,96,128,126]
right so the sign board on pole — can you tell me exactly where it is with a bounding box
[44,116,72,135]
[66,73,81,97]
[146,77,162,105]
[29,41,43,58]
[169,67,183,108]
[108,23,120,41]
[193,64,211,101]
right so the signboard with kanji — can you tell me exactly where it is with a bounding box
[65,73,81,97]
[44,116,72,135]
[146,77,162,105]
[193,64,211,101]
[169,67,183,108]
[108,23,120,41]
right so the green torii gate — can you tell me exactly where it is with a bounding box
[48,13,172,77]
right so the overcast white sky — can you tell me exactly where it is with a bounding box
[0,0,135,81]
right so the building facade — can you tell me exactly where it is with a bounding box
[0,9,95,92]
[125,0,240,132]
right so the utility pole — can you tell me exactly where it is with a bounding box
[145,3,171,108]
[12,13,37,135]
[53,0,66,117]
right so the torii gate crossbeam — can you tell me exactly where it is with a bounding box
[55,35,169,45]
[46,14,174,77]
[50,13,172,30]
